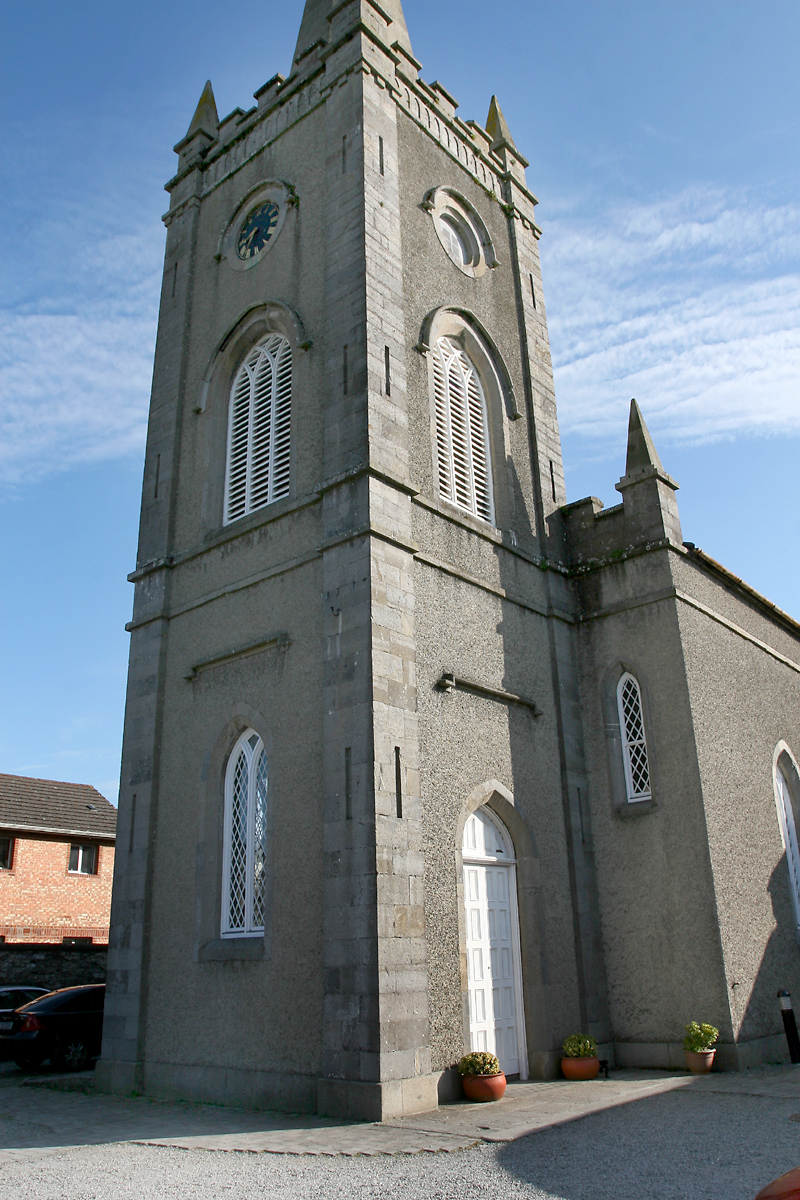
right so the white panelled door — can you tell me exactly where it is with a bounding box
[462,807,527,1078]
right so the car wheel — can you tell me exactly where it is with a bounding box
[13,1052,46,1070]
[53,1039,90,1072]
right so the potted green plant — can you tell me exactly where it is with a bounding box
[561,1034,600,1080]
[683,1022,719,1074]
[457,1052,507,1102]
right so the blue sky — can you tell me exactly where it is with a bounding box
[1,0,798,801]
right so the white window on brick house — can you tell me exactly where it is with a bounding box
[224,334,292,525]
[617,673,652,803]
[222,730,268,938]
[775,754,800,933]
[0,836,13,870]
[68,844,98,875]
[432,336,494,523]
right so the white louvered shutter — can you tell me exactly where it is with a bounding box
[432,336,493,523]
[224,335,293,524]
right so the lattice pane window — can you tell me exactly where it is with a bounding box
[224,335,292,525]
[432,336,494,523]
[776,761,800,933]
[222,730,269,937]
[617,673,652,802]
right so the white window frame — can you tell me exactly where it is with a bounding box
[774,748,800,936]
[0,836,13,871]
[68,844,98,875]
[616,672,652,803]
[221,729,269,939]
[223,334,292,525]
[432,335,495,524]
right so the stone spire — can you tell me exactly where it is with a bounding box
[624,398,665,478]
[292,0,413,70]
[486,95,516,150]
[185,80,219,140]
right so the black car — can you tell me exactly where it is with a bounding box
[0,986,49,1017]
[0,984,105,1071]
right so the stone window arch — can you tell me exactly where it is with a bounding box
[774,744,800,936]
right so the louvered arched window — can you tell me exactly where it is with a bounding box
[775,755,800,933]
[432,335,494,523]
[224,335,292,524]
[617,673,651,803]
[222,730,268,937]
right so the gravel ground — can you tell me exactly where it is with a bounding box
[3,1090,800,1200]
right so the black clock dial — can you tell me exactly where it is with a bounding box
[237,202,280,261]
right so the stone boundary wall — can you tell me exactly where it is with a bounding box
[0,943,107,992]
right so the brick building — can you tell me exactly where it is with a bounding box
[0,775,116,944]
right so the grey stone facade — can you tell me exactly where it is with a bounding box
[97,0,800,1118]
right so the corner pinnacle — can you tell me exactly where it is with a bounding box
[186,80,219,140]
[486,96,516,149]
[625,399,665,476]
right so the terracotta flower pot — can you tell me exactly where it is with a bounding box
[461,1072,507,1102]
[756,1165,800,1199]
[684,1049,715,1074]
[561,1056,600,1081]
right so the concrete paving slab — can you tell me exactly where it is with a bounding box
[3,1063,800,1163]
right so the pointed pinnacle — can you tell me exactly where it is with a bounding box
[625,399,665,476]
[486,96,516,149]
[186,80,219,140]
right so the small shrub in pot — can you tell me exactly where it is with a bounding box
[457,1052,506,1101]
[561,1033,600,1080]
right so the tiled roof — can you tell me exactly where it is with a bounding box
[0,775,117,840]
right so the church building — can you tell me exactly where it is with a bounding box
[97,0,800,1119]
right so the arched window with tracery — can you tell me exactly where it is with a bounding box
[222,729,268,937]
[224,334,292,524]
[775,753,800,933]
[617,673,651,803]
[432,335,493,523]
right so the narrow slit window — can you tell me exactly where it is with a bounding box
[549,460,557,503]
[154,454,161,500]
[128,794,137,854]
[385,346,391,396]
[530,274,537,309]
[343,344,349,395]
[379,135,385,176]
[342,135,347,175]
[224,335,292,524]
[222,729,268,937]
[172,262,178,298]
[395,746,403,818]
[616,673,651,802]
[345,747,353,821]
[432,335,494,523]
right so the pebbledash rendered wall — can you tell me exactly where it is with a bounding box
[566,460,800,1072]
[98,0,800,1119]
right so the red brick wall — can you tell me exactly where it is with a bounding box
[0,834,115,943]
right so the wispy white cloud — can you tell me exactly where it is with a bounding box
[542,187,800,447]
[0,223,161,489]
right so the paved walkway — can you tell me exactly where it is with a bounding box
[2,1062,800,1162]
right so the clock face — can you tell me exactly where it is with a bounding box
[237,202,280,261]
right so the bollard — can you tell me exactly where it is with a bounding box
[778,992,800,1064]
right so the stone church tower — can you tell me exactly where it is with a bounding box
[98,0,800,1117]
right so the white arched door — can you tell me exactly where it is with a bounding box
[462,806,528,1079]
